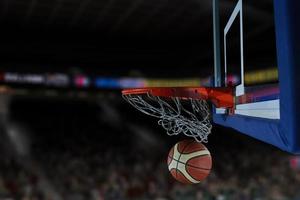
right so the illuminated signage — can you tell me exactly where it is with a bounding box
[4,73,45,84]
[46,73,70,87]
[74,75,90,88]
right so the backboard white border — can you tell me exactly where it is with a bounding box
[224,0,245,96]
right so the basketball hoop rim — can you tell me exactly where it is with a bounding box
[122,87,234,109]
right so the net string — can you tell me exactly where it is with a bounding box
[123,93,212,143]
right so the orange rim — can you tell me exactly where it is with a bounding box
[122,87,234,109]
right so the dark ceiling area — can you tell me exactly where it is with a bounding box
[0,0,275,77]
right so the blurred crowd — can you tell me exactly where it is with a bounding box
[0,99,299,200]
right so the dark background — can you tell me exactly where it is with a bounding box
[0,0,276,78]
[0,0,297,199]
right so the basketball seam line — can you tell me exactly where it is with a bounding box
[175,140,195,180]
[185,164,205,183]
[178,150,207,155]
[168,155,211,170]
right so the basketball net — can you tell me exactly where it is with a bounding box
[123,93,212,143]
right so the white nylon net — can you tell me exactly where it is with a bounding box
[123,93,212,143]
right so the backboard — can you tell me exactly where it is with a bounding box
[213,0,300,154]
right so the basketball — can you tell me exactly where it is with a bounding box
[167,140,212,184]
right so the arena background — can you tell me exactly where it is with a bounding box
[0,0,299,199]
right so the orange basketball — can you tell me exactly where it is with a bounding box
[167,140,212,184]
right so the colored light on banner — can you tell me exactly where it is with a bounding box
[94,77,207,89]
[46,73,70,87]
[226,75,240,85]
[74,75,90,88]
[120,78,145,88]
[0,67,278,89]
[95,78,145,89]
[4,73,45,84]
[245,68,278,84]
[144,79,203,87]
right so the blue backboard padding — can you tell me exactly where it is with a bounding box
[213,115,288,150]
[213,0,300,154]
[241,85,279,103]
[275,0,300,154]
[252,94,279,102]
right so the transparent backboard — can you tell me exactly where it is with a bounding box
[212,0,300,154]
[214,0,279,119]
